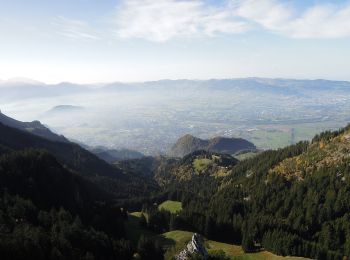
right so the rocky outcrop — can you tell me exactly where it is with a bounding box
[176,233,208,260]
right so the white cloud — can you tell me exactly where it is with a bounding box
[233,0,350,39]
[114,0,350,41]
[114,0,249,42]
[289,4,350,38]
[233,0,292,31]
[52,16,100,40]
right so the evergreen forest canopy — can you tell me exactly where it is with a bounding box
[1,112,350,259]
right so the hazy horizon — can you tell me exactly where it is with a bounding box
[1,76,350,86]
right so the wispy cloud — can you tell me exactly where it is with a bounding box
[288,3,350,38]
[52,16,100,40]
[234,0,350,39]
[233,0,292,32]
[114,0,249,42]
[113,0,350,42]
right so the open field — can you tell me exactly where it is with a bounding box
[193,158,213,172]
[158,200,183,214]
[234,151,261,161]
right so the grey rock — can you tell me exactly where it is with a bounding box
[176,233,208,260]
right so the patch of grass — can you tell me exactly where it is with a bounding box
[206,240,244,257]
[193,158,213,172]
[234,251,308,260]
[158,200,183,214]
[234,151,260,161]
[160,230,193,244]
[157,230,194,260]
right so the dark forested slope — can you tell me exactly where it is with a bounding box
[0,122,159,199]
[0,111,68,142]
[0,149,135,260]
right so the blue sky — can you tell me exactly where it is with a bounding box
[0,0,349,83]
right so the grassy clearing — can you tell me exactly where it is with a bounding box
[157,230,194,260]
[159,230,193,245]
[193,158,213,172]
[234,251,309,260]
[158,200,183,213]
[206,240,244,257]
[234,151,260,161]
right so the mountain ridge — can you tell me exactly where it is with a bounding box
[0,115,159,199]
[0,110,68,143]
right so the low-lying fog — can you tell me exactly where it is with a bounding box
[2,78,350,155]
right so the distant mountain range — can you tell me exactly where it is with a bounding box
[1,77,350,100]
[170,134,256,157]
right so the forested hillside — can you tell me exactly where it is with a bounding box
[156,125,350,259]
[0,150,131,259]
[1,113,350,259]
[0,124,160,259]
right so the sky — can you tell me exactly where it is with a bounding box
[0,0,350,83]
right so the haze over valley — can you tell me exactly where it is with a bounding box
[2,77,350,155]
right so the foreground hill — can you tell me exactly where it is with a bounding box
[170,134,256,157]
